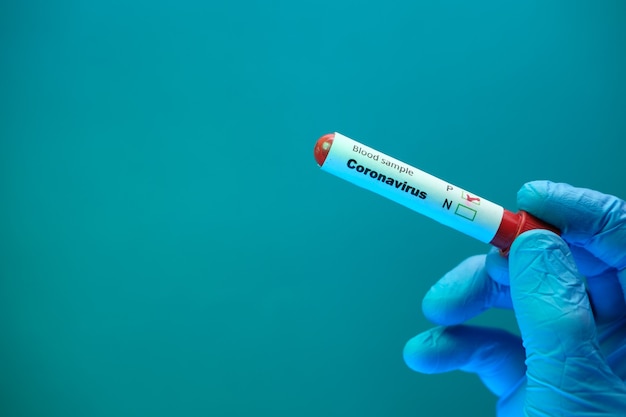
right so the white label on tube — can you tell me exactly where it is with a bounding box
[321,132,504,243]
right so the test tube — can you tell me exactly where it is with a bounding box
[314,132,559,253]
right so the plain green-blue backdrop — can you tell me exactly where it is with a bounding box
[2,1,625,416]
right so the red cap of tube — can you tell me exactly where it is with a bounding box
[491,209,560,254]
[314,133,335,166]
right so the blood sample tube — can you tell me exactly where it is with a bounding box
[314,132,559,253]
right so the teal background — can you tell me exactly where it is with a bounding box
[1,1,625,416]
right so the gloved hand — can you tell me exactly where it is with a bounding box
[403,181,626,416]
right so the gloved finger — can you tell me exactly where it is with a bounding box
[403,325,526,397]
[586,268,626,324]
[568,244,614,277]
[486,232,614,291]
[517,181,626,271]
[422,255,512,326]
[566,245,623,317]
[485,246,510,285]
[486,241,616,285]
[509,230,626,411]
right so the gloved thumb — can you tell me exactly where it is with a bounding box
[509,230,626,414]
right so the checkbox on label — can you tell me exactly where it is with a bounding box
[455,204,477,221]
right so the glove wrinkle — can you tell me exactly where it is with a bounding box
[512,232,596,354]
[403,325,526,396]
[423,255,509,325]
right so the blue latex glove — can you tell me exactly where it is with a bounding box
[403,181,626,416]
